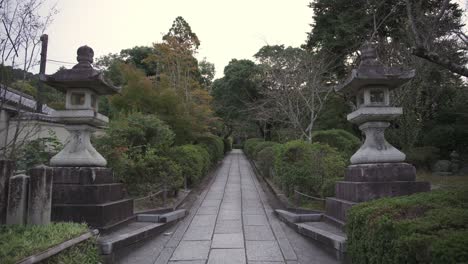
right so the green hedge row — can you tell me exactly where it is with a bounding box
[347,187,468,264]
[95,113,225,195]
[244,129,358,198]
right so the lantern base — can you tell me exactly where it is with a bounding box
[350,121,405,164]
[50,124,107,167]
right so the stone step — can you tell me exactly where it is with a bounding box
[98,209,187,256]
[52,198,134,229]
[297,221,347,252]
[53,183,125,204]
[322,214,346,230]
[275,209,322,223]
[98,221,168,255]
[335,180,431,202]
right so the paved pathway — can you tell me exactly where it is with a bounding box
[117,150,341,264]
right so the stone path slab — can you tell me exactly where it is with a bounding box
[117,150,342,264]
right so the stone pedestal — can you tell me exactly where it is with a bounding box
[0,160,15,224]
[28,166,53,225]
[50,167,133,229]
[325,163,430,224]
[6,174,29,225]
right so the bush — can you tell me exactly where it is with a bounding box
[312,129,360,161]
[223,137,233,153]
[15,130,62,171]
[347,187,468,264]
[94,113,176,195]
[169,145,211,187]
[252,141,279,160]
[196,135,224,164]
[406,146,440,169]
[243,138,264,158]
[257,144,280,178]
[274,140,346,197]
[134,150,183,193]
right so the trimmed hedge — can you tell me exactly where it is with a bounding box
[257,144,280,178]
[196,135,224,164]
[244,138,264,158]
[252,141,279,160]
[347,187,468,264]
[312,129,360,161]
[274,140,346,197]
[223,137,233,153]
[169,145,211,187]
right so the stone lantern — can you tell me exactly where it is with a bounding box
[323,43,430,227]
[337,42,414,164]
[41,45,118,167]
[37,45,134,229]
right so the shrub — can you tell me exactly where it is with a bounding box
[252,141,279,160]
[257,144,280,178]
[274,140,346,197]
[15,130,62,171]
[312,129,360,161]
[169,145,210,187]
[347,187,468,264]
[196,135,224,164]
[406,146,440,169]
[94,113,176,195]
[134,150,183,193]
[223,137,233,153]
[243,138,264,158]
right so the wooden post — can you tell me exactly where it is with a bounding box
[36,34,48,113]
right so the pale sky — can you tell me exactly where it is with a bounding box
[42,0,312,78]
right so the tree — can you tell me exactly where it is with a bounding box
[405,0,468,77]
[305,0,467,77]
[253,45,336,142]
[211,59,262,138]
[306,0,468,153]
[0,0,57,158]
[98,17,218,144]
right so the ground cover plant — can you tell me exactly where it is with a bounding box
[0,223,99,264]
[347,187,468,264]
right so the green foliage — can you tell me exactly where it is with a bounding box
[0,223,98,264]
[169,145,210,187]
[243,138,264,158]
[406,146,440,169]
[252,141,279,160]
[196,135,224,164]
[274,140,346,197]
[347,187,468,264]
[211,59,262,137]
[44,238,100,264]
[256,145,279,178]
[94,113,176,194]
[134,151,183,193]
[223,137,233,153]
[15,131,62,171]
[312,129,360,161]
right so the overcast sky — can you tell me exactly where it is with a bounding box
[43,0,312,78]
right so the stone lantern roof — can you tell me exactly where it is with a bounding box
[40,45,120,95]
[335,42,415,96]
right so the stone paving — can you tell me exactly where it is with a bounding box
[117,150,341,264]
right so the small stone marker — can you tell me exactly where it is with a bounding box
[6,174,29,225]
[27,166,53,225]
[0,159,15,224]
